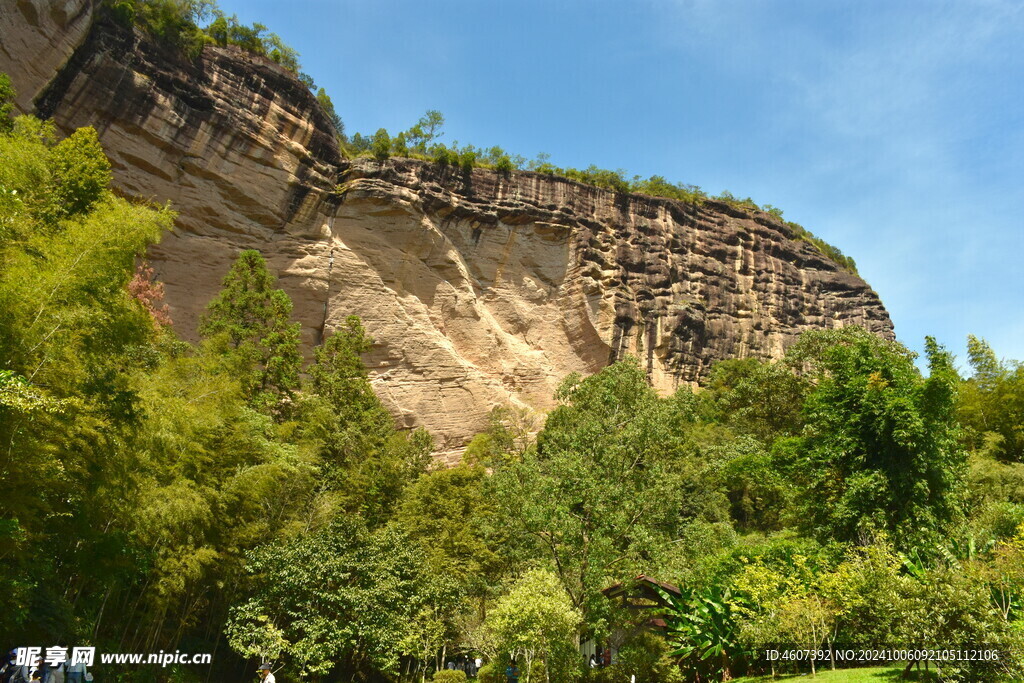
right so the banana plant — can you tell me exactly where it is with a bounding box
[655,585,752,682]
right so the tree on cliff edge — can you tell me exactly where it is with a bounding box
[200,249,301,412]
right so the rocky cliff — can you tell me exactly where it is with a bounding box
[1,1,894,460]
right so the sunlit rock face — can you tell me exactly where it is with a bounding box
[1,4,893,461]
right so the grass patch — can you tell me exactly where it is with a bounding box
[732,664,940,682]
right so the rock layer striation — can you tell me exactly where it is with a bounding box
[1,3,894,459]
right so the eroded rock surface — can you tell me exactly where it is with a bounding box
[1,5,894,460]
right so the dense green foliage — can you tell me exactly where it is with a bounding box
[0,73,15,135]
[0,105,428,681]
[0,113,173,644]
[105,0,298,68]
[789,330,965,548]
[199,249,302,412]
[5,71,1024,682]
[225,518,448,680]
[491,359,718,634]
[960,335,1024,462]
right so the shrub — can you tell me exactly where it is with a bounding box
[46,127,112,220]
[432,145,451,166]
[392,132,409,157]
[0,73,15,135]
[107,0,136,24]
[898,564,1022,681]
[476,663,500,683]
[608,631,684,683]
[432,670,467,683]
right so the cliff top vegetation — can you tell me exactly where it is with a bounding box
[344,111,860,274]
[97,1,857,275]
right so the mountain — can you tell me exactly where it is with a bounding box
[1,0,893,459]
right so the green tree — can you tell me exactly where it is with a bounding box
[131,0,208,58]
[788,328,965,549]
[399,110,446,154]
[492,358,718,636]
[315,87,344,138]
[485,569,582,683]
[459,147,477,172]
[129,357,301,614]
[392,131,409,157]
[0,117,173,645]
[419,110,445,141]
[371,128,391,161]
[701,356,808,442]
[206,13,228,45]
[199,249,301,410]
[817,544,907,651]
[716,437,794,532]
[397,463,503,599]
[308,315,374,409]
[45,126,112,220]
[959,336,1024,462]
[264,31,300,71]
[300,316,432,527]
[226,518,452,680]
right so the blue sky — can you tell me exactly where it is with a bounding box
[215,0,1024,371]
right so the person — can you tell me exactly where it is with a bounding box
[258,662,276,683]
[42,647,65,683]
[505,659,519,683]
[0,651,29,683]
[11,649,37,683]
[589,653,599,668]
[63,657,86,683]
[1,650,19,683]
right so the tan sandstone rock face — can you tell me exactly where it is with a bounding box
[1,6,894,460]
[0,0,93,115]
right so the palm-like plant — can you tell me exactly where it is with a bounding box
[656,585,752,682]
